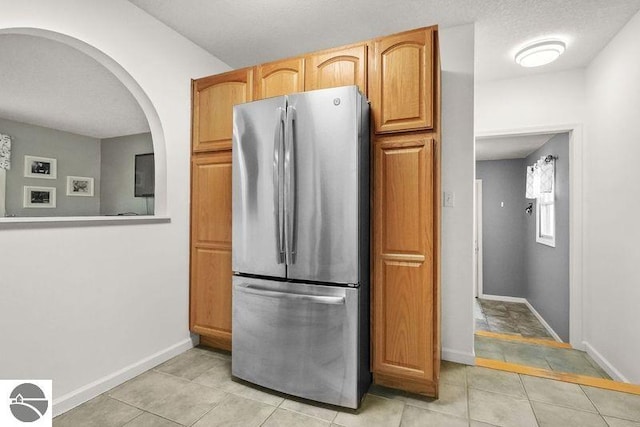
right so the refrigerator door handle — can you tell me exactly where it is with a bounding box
[284,106,296,265]
[284,105,297,265]
[235,283,345,305]
[273,107,286,263]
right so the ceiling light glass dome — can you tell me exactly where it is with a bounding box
[515,40,566,67]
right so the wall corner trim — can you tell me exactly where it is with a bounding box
[52,337,196,417]
[442,348,476,365]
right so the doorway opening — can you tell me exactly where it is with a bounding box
[472,128,610,384]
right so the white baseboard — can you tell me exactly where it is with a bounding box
[479,294,563,342]
[522,301,563,343]
[442,348,476,365]
[583,341,629,383]
[480,294,527,304]
[52,336,197,417]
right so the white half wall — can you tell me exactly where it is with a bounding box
[583,9,640,384]
[476,68,586,135]
[439,23,476,365]
[0,0,230,415]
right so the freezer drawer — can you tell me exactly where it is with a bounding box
[232,276,362,408]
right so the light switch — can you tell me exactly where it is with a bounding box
[501,202,504,207]
[444,191,455,207]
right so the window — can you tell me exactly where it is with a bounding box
[536,186,555,247]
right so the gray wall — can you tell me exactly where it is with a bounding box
[100,132,154,215]
[0,117,100,216]
[524,133,570,341]
[476,159,527,297]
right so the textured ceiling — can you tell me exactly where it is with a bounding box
[476,134,556,161]
[0,34,149,139]
[129,0,640,82]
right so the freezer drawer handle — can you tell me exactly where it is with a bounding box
[236,284,345,305]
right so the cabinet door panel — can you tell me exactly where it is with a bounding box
[190,247,232,347]
[255,57,304,99]
[305,44,367,93]
[370,28,434,133]
[373,134,435,384]
[190,151,233,349]
[193,68,253,152]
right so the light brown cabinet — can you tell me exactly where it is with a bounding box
[255,57,305,100]
[372,134,438,395]
[192,68,253,152]
[305,44,367,93]
[190,151,233,350]
[369,27,434,134]
[190,25,440,397]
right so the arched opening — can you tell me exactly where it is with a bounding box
[0,27,167,218]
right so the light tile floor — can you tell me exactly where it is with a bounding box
[474,299,551,338]
[54,346,640,427]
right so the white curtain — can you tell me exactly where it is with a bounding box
[526,156,554,200]
[0,133,10,170]
[0,133,10,217]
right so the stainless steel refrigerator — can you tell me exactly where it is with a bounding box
[231,85,370,409]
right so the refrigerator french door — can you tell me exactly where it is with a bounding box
[231,86,370,409]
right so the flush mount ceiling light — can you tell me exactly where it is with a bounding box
[515,40,566,68]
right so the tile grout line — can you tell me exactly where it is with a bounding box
[119,410,146,427]
[518,373,542,427]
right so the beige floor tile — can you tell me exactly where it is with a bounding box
[440,361,467,386]
[280,398,338,422]
[603,416,640,426]
[53,395,141,427]
[192,359,284,406]
[333,395,404,427]
[468,388,537,427]
[192,394,275,427]
[532,401,607,427]
[154,347,229,381]
[467,366,526,397]
[470,421,499,427]
[521,375,596,412]
[582,386,640,422]
[367,384,406,400]
[108,371,227,425]
[402,382,467,418]
[400,405,467,427]
[123,412,181,427]
[263,408,331,427]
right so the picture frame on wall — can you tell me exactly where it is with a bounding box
[23,186,56,208]
[66,176,94,197]
[24,155,57,179]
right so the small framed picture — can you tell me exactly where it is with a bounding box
[66,176,94,197]
[23,186,57,208]
[24,155,57,179]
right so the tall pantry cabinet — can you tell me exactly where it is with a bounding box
[190,26,441,397]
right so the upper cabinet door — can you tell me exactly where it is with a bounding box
[255,57,305,100]
[192,68,253,153]
[369,28,434,134]
[305,44,367,94]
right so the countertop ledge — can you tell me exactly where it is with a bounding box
[0,215,170,229]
